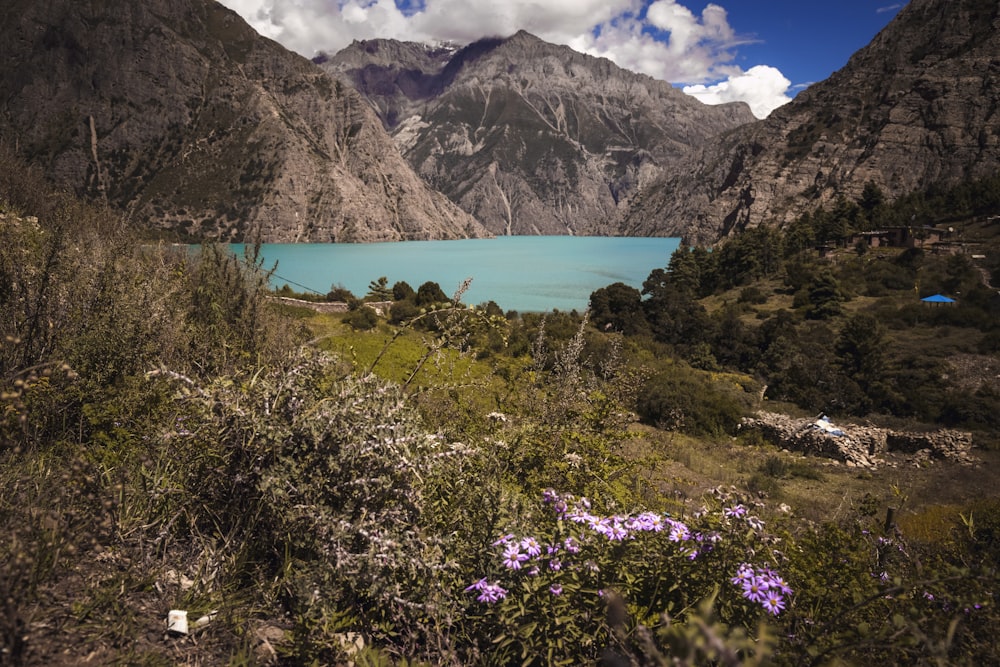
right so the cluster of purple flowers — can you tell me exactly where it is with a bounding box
[724,504,766,531]
[731,563,793,615]
[466,490,792,618]
[494,533,574,576]
[546,490,699,545]
[465,577,508,603]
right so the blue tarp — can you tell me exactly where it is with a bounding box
[921,294,956,303]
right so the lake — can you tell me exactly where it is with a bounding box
[231,236,680,313]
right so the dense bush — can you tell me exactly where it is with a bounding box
[342,303,379,329]
[637,366,757,436]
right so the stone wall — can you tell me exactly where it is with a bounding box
[269,297,349,313]
[740,412,976,468]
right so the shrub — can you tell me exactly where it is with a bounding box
[738,285,769,305]
[148,349,477,662]
[342,304,378,330]
[637,367,755,437]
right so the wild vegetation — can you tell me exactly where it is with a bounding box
[2,144,1000,666]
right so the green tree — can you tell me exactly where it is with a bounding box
[827,196,861,240]
[327,283,357,304]
[366,276,393,301]
[588,282,649,336]
[804,272,845,320]
[859,181,886,229]
[415,281,448,306]
[392,280,416,301]
[784,211,817,256]
[836,313,891,410]
[666,245,702,296]
[715,226,785,288]
[343,304,379,330]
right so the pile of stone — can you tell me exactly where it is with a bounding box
[739,412,977,468]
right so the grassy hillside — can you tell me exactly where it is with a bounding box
[3,144,999,665]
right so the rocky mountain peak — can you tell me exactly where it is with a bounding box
[325,31,755,236]
[0,0,486,242]
[623,0,1000,244]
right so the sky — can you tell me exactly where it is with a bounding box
[217,0,907,119]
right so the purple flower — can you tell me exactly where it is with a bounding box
[588,515,611,534]
[520,536,542,558]
[465,579,507,604]
[542,488,559,504]
[549,584,563,596]
[768,575,793,595]
[763,592,785,615]
[492,533,515,547]
[742,577,770,603]
[478,583,508,603]
[607,522,630,541]
[502,544,529,570]
[634,512,664,532]
[724,504,747,518]
[667,519,690,542]
[731,563,754,586]
[564,537,580,554]
[549,558,562,571]
[465,577,488,592]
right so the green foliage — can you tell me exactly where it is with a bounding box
[327,283,359,304]
[461,488,790,666]
[366,275,393,301]
[737,285,769,305]
[714,226,784,288]
[392,280,416,301]
[589,282,649,336]
[3,143,1000,664]
[637,365,757,437]
[415,280,449,306]
[343,304,379,330]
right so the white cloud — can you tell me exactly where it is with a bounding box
[682,65,792,119]
[217,0,792,115]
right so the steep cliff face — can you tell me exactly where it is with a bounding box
[622,0,1000,245]
[0,0,485,241]
[324,32,755,236]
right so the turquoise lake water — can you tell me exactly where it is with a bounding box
[231,236,680,313]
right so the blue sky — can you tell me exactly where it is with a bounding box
[219,0,906,118]
[719,2,905,88]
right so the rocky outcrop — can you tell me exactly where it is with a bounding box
[623,0,1000,245]
[0,0,486,242]
[740,412,977,468]
[323,32,755,236]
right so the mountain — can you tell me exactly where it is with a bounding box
[622,0,1000,244]
[322,32,756,236]
[0,0,486,242]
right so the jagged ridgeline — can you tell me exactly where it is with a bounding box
[322,32,755,236]
[623,0,1000,244]
[2,0,997,245]
[0,0,485,242]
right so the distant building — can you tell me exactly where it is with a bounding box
[845,226,952,250]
